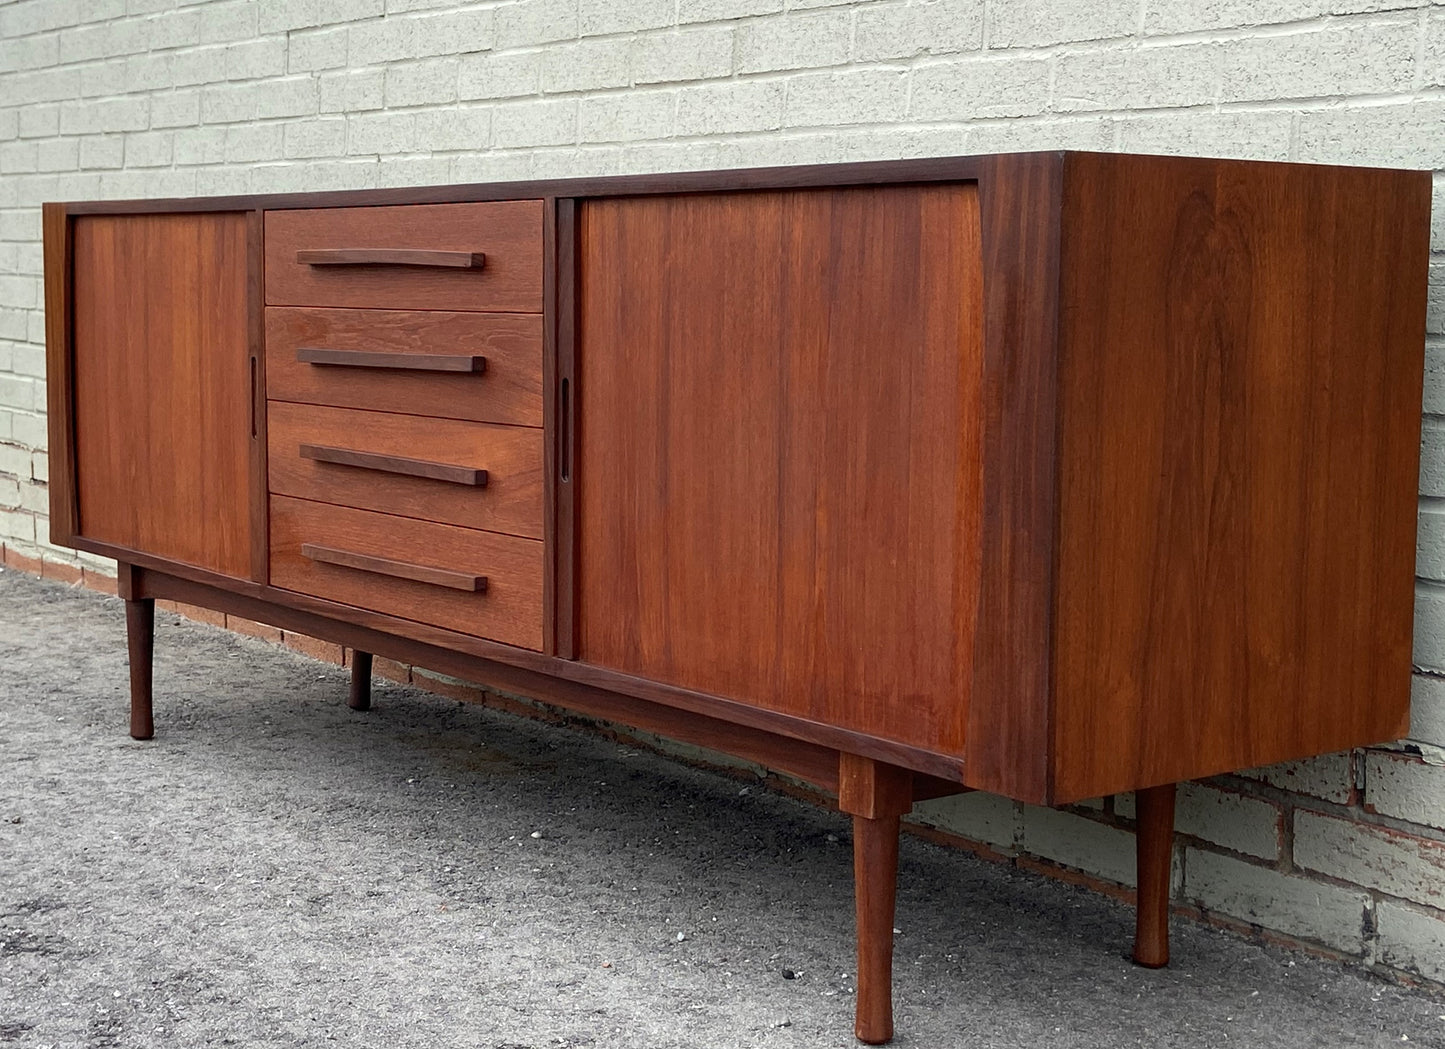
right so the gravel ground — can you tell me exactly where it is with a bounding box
[3,568,1445,1049]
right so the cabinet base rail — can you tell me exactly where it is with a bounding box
[115,562,1176,1046]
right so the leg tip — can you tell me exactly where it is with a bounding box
[1131,947,1169,969]
[855,1017,893,1045]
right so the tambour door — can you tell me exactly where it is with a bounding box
[67,212,256,579]
[575,185,987,758]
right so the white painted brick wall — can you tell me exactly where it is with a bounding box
[1240,751,1355,805]
[1416,587,1445,669]
[911,791,1020,851]
[1185,849,1371,955]
[1377,901,1445,983]
[1021,805,1139,887]
[1409,674,1445,751]
[1295,810,1445,907]
[4,0,1445,989]
[1176,783,1281,861]
[1365,751,1445,831]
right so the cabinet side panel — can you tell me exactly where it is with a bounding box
[1052,154,1430,802]
[576,186,985,758]
[72,212,254,579]
[43,203,78,547]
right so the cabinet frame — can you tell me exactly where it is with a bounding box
[42,151,1432,1046]
[44,150,1430,799]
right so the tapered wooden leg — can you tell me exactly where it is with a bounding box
[839,754,913,1046]
[348,651,373,711]
[125,597,155,741]
[852,807,901,1044]
[1133,782,1176,968]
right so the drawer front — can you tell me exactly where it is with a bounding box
[268,402,543,540]
[266,307,543,426]
[265,201,544,313]
[270,495,543,650]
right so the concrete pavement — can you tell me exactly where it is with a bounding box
[3,568,1443,1048]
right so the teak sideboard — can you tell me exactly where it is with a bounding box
[43,152,1431,1044]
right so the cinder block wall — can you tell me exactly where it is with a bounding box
[3,0,1444,987]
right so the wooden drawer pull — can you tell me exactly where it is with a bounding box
[298,443,487,486]
[296,248,486,269]
[301,543,487,592]
[296,347,487,373]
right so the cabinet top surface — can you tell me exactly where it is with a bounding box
[48,150,1429,216]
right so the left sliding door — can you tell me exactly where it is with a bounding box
[55,211,257,580]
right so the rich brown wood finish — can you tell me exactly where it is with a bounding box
[42,203,78,547]
[50,156,1430,796]
[45,154,1434,1048]
[576,185,986,756]
[265,201,543,313]
[1133,782,1176,968]
[116,561,141,601]
[296,248,485,269]
[266,307,543,426]
[349,651,373,711]
[71,212,253,578]
[1050,153,1430,802]
[839,755,913,1045]
[268,402,543,538]
[852,817,900,1045]
[270,495,544,650]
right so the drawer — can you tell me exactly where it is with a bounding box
[265,201,544,313]
[270,495,543,651]
[266,307,543,427]
[268,402,543,540]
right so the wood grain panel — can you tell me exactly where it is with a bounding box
[270,494,543,650]
[1051,153,1430,802]
[267,402,543,539]
[71,212,253,578]
[266,307,543,425]
[265,201,543,312]
[576,186,985,756]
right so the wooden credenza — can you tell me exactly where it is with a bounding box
[43,152,1432,1044]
